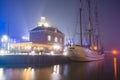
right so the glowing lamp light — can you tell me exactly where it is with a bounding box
[44,23,49,27]
[1,35,9,42]
[25,46,31,50]
[93,46,97,50]
[53,44,61,50]
[112,50,118,55]
[63,47,68,56]
[0,50,6,56]
[30,51,35,56]
[84,41,89,46]
[41,17,46,20]
[63,52,67,56]
[38,16,50,27]
[22,36,29,41]
[50,51,54,55]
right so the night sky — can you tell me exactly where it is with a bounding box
[0,0,120,51]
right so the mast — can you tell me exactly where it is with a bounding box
[80,0,83,46]
[95,0,101,49]
[87,0,92,46]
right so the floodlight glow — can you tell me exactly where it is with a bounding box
[112,50,117,55]
[93,46,97,50]
[22,36,29,41]
[1,35,9,42]
[50,51,55,55]
[41,17,46,20]
[37,16,50,27]
[53,44,61,50]
[63,52,67,56]
[0,50,6,56]
[63,48,68,56]
[30,51,35,56]
[0,68,3,77]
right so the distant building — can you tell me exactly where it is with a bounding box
[30,26,64,46]
[9,17,64,54]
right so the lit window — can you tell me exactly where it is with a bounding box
[54,37,58,42]
[48,35,51,41]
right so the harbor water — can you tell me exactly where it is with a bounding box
[0,53,119,80]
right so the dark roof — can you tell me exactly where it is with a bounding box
[30,27,45,31]
[30,26,64,35]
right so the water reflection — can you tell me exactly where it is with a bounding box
[51,65,68,80]
[66,61,104,80]
[0,53,120,80]
[0,68,5,80]
[51,65,61,80]
[113,57,117,80]
[0,61,104,80]
[22,67,35,80]
[53,65,60,74]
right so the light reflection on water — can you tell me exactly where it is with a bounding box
[0,53,119,80]
[0,68,5,80]
[113,57,117,80]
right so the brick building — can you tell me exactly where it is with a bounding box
[9,17,64,54]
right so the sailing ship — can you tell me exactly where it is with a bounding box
[66,0,104,61]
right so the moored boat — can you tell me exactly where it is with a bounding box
[67,45,104,61]
[66,0,104,61]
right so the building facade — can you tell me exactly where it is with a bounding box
[9,17,64,54]
[29,26,64,53]
[30,26,64,45]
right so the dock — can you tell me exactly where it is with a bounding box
[0,55,70,65]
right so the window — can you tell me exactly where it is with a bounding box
[54,37,58,42]
[48,35,51,41]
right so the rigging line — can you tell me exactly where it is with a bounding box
[83,0,89,43]
[91,0,96,47]
[93,0,98,47]
[87,0,92,46]
[94,0,102,49]
[72,9,80,40]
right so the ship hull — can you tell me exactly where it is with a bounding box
[66,46,104,61]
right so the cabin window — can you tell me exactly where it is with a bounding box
[54,37,58,42]
[48,35,51,41]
